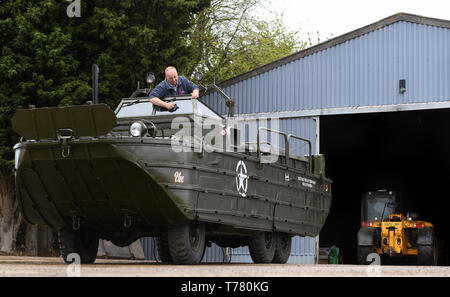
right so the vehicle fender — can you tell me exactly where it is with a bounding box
[417,227,434,245]
[357,227,378,246]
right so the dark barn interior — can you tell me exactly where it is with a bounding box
[319,108,450,265]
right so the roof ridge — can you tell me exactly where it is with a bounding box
[214,13,450,90]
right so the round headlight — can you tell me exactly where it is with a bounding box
[130,121,147,137]
[146,72,155,85]
[194,71,204,82]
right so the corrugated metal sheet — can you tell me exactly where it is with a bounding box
[280,117,317,156]
[237,116,317,156]
[203,21,450,115]
[141,237,158,261]
[288,236,316,264]
[202,242,229,263]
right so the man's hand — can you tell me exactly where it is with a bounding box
[191,89,199,99]
[150,97,175,110]
[165,102,176,110]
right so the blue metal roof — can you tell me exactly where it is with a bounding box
[202,13,450,116]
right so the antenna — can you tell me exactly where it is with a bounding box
[92,64,99,104]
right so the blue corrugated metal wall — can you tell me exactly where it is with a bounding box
[203,21,450,114]
[237,116,316,156]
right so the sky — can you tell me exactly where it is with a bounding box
[268,0,450,41]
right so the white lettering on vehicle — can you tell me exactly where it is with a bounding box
[298,176,316,188]
[174,171,184,184]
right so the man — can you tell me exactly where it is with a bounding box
[149,66,199,110]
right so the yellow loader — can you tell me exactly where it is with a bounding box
[357,190,437,265]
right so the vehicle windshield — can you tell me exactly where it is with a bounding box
[116,97,223,120]
[196,102,223,119]
[366,197,396,221]
[116,100,153,118]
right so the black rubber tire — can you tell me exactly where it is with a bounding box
[357,246,374,265]
[417,245,437,266]
[155,232,173,263]
[58,229,99,264]
[272,232,292,264]
[168,222,206,264]
[248,231,276,263]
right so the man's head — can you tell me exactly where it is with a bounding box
[165,66,178,87]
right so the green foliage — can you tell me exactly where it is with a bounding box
[220,15,307,79]
[186,0,310,83]
[0,0,209,170]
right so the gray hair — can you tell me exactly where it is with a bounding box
[165,66,177,77]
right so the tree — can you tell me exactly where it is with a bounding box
[218,15,305,80]
[186,0,310,82]
[0,0,210,254]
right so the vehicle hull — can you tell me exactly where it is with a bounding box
[14,137,331,238]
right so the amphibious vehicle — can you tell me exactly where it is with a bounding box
[12,70,332,264]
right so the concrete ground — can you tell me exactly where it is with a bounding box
[0,255,449,277]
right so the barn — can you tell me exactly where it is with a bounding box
[142,13,450,264]
[198,12,450,264]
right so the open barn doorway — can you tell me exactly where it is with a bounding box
[320,108,450,264]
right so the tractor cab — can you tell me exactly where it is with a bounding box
[361,190,402,222]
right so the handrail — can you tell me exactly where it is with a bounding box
[257,127,288,165]
[287,134,312,173]
[257,127,312,172]
[204,84,235,117]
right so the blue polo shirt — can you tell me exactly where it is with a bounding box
[149,76,199,99]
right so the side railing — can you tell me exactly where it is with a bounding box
[287,134,312,173]
[256,127,312,173]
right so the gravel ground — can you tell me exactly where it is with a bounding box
[0,255,449,277]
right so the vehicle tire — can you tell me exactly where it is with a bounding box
[417,245,437,266]
[417,227,438,266]
[58,228,99,264]
[357,246,374,265]
[155,232,172,263]
[272,232,292,264]
[168,222,206,264]
[248,231,276,263]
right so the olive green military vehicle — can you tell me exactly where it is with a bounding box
[12,72,332,264]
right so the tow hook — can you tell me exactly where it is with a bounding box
[123,215,132,228]
[57,129,73,158]
[72,216,80,231]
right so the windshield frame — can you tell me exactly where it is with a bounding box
[366,197,396,221]
[114,97,152,118]
[115,96,224,120]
